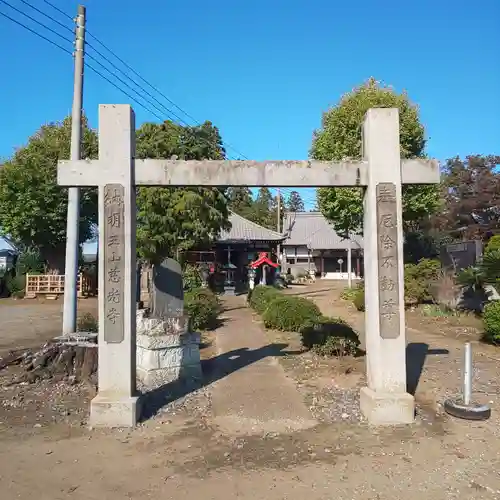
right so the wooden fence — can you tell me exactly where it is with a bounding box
[25,273,96,299]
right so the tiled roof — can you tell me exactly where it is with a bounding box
[282,212,364,250]
[217,211,285,243]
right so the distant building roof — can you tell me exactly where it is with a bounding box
[217,211,285,243]
[283,211,363,250]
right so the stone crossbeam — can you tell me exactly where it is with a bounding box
[58,158,439,187]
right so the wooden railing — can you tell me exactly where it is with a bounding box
[25,273,96,299]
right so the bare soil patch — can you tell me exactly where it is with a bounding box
[2,291,500,498]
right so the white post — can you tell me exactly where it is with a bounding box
[463,342,472,405]
[360,108,414,425]
[347,236,352,288]
[89,105,140,427]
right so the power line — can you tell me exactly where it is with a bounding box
[16,0,250,161]
[0,9,72,54]
[85,48,185,124]
[85,52,180,123]
[85,62,166,123]
[41,0,72,21]
[85,31,249,160]
[2,1,305,178]
[17,0,73,34]
[0,0,72,46]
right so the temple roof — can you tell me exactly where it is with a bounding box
[282,211,364,250]
[217,211,285,243]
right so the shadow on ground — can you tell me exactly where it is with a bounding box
[406,342,449,395]
[141,343,302,420]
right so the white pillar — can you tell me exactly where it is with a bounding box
[90,105,140,427]
[347,237,352,288]
[360,108,414,425]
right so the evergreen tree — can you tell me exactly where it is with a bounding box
[286,190,305,212]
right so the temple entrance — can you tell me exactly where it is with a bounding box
[57,104,439,427]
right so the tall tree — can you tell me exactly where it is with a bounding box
[227,187,254,218]
[312,78,440,235]
[250,187,275,229]
[432,155,500,239]
[0,116,98,271]
[135,120,230,264]
[286,190,305,212]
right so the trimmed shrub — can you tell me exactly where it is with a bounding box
[485,235,500,254]
[262,295,321,332]
[5,273,26,298]
[483,301,500,344]
[248,285,281,314]
[405,258,441,305]
[184,288,222,330]
[183,264,202,291]
[353,288,365,311]
[301,315,360,357]
[77,312,98,332]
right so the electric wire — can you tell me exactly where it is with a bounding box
[1,1,316,204]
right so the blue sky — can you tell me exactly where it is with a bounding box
[0,0,499,251]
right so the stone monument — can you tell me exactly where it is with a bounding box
[136,258,201,388]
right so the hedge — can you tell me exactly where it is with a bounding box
[184,287,222,330]
[248,285,360,357]
[262,295,321,332]
[248,285,281,314]
[301,316,360,357]
[483,301,500,344]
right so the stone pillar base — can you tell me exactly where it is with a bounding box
[360,387,415,425]
[136,310,201,390]
[89,394,141,428]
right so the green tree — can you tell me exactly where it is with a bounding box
[248,187,275,229]
[312,78,440,235]
[286,190,305,212]
[0,116,98,271]
[227,187,254,218]
[135,120,230,264]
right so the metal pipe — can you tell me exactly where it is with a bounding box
[463,342,472,405]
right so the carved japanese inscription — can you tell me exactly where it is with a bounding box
[376,183,401,339]
[103,184,125,343]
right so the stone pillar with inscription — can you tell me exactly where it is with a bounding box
[90,105,140,427]
[360,108,414,425]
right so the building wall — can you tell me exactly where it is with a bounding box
[282,245,364,279]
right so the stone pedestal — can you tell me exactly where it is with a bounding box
[360,387,414,425]
[136,310,202,388]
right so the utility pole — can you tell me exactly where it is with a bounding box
[62,5,86,335]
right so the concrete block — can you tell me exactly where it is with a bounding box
[89,394,141,428]
[360,387,415,425]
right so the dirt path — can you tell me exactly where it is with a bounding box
[209,296,316,434]
[2,292,500,498]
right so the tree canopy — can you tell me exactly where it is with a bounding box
[0,116,98,270]
[135,120,230,264]
[0,116,233,269]
[312,78,440,235]
[432,155,500,240]
[286,190,305,212]
[227,187,283,231]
